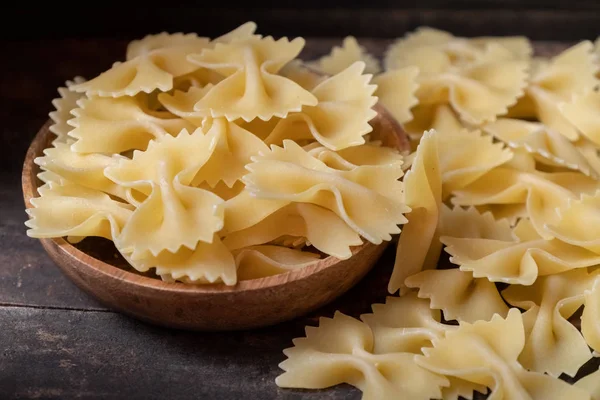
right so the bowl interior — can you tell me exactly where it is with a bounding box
[22,104,409,294]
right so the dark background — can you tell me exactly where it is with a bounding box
[2,1,600,41]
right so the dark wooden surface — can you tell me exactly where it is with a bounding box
[0,36,598,399]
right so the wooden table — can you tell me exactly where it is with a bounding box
[0,37,597,399]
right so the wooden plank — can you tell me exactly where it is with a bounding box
[0,306,360,399]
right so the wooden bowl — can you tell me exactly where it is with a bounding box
[22,104,410,331]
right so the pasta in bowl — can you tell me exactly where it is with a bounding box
[21,22,412,331]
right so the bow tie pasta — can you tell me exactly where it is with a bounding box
[26,22,600,398]
[25,22,412,287]
[278,32,600,400]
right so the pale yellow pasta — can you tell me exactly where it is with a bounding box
[233,245,320,280]
[442,217,600,285]
[221,190,289,235]
[484,118,599,178]
[385,27,531,72]
[157,85,214,126]
[475,203,528,226]
[415,44,529,124]
[546,191,600,253]
[503,269,597,377]
[125,234,236,285]
[389,130,441,294]
[48,77,86,144]
[279,59,325,91]
[190,117,269,188]
[105,129,225,259]
[361,292,486,400]
[196,180,245,201]
[71,33,210,97]
[222,203,362,260]
[509,41,599,140]
[68,95,195,153]
[265,62,378,151]
[576,369,600,400]
[243,140,409,244]
[581,278,600,354]
[406,269,509,324]
[561,90,600,147]
[305,142,404,170]
[437,130,513,197]
[34,142,127,200]
[371,67,419,124]
[310,36,381,75]
[276,312,449,400]
[415,309,591,400]
[188,35,318,121]
[404,104,467,138]
[360,292,450,354]
[439,205,516,242]
[26,181,133,242]
[452,167,599,240]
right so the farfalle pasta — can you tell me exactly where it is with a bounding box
[25,22,600,397]
[26,22,410,287]
[502,269,597,377]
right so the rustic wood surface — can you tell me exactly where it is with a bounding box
[1,37,598,399]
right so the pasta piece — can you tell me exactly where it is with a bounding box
[223,203,362,260]
[36,170,65,185]
[71,33,210,97]
[561,90,600,147]
[270,235,308,249]
[34,142,127,200]
[172,68,223,91]
[416,45,529,124]
[279,59,325,91]
[404,104,467,139]
[389,130,441,294]
[188,35,318,121]
[243,140,409,245]
[265,62,378,151]
[371,67,419,124]
[442,218,600,285]
[546,191,600,254]
[233,245,320,280]
[48,77,86,144]
[125,234,236,285]
[581,278,600,353]
[221,190,289,235]
[310,36,381,75]
[475,203,528,226]
[514,41,599,140]
[158,85,214,126]
[484,118,598,178]
[68,96,195,153]
[105,129,225,259]
[437,130,513,197]
[452,168,599,239]
[415,309,592,400]
[502,269,597,377]
[385,27,530,72]
[406,269,509,324]
[190,117,269,188]
[26,181,133,242]
[276,312,449,400]
[306,142,404,170]
[360,292,450,354]
[196,180,245,201]
[576,369,600,400]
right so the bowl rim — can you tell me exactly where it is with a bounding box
[22,104,408,295]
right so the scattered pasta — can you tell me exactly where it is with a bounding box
[24,22,600,399]
[278,29,600,399]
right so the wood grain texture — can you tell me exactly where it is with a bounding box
[2,38,599,399]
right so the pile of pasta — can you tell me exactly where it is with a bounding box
[277,29,600,399]
[25,22,414,285]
